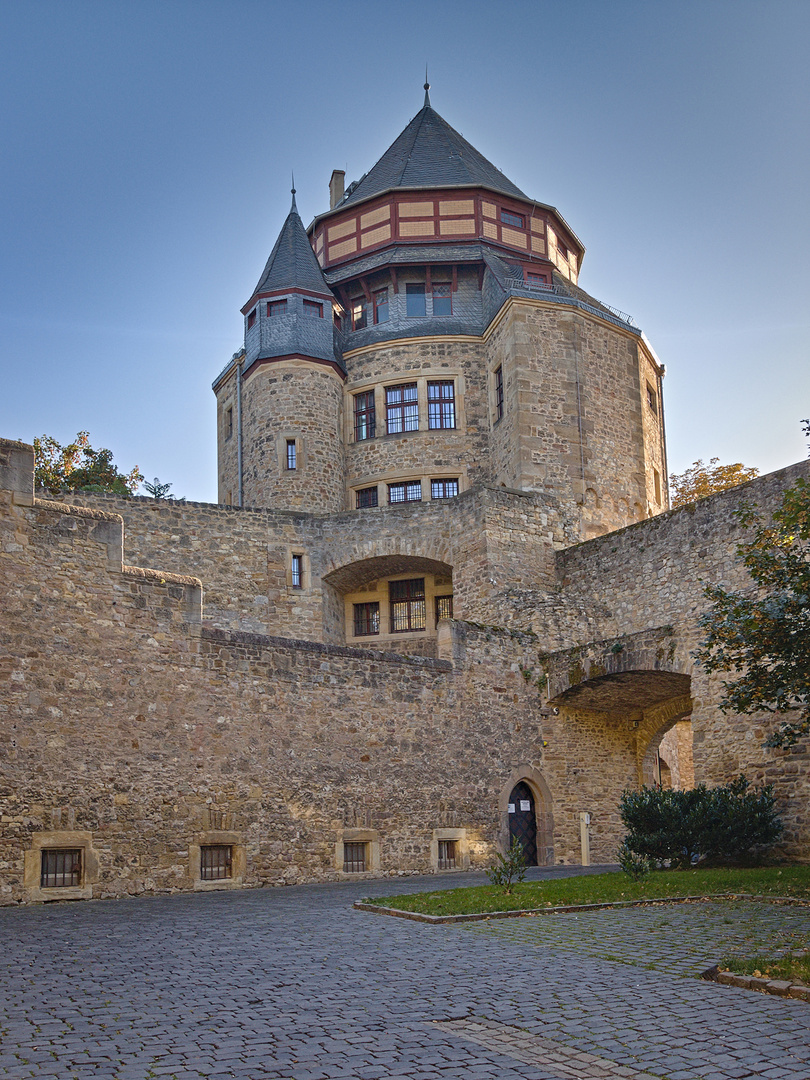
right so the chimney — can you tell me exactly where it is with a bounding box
[329,169,345,210]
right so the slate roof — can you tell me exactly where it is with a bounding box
[338,103,528,209]
[248,195,334,306]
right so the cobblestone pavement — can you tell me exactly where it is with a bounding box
[0,868,809,1080]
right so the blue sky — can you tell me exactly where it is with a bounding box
[1,0,808,502]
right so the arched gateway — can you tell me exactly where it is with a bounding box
[508,781,538,865]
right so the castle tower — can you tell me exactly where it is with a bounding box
[214,190,345,512]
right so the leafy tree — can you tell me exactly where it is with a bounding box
[34,431,143,496]
[670,457,760,508]
[694,422,810,747]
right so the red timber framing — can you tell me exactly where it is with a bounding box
[309,189,581,274]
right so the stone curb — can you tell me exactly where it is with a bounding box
[353,892,810,924]
[702,959,810,1002]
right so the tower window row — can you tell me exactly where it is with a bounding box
[350,282,452,330]
[355,477,459,509]
[354,380,456,441]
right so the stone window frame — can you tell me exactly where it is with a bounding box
[427,381,456,430]
[225,406,233,441]
[430,478,459,500]
[190,830,246,891]
[646,382,658,414]
[388,479,423,505]
[24,831,99,903]
[287,549,309,590]
[430,828,469,872]
[344,372,466,444]
[335,828,380,876]
[355,484,379,509]
[493,365,504,424]
[277,434,305,475]
[353,390,376,441]
[353,600,380,636]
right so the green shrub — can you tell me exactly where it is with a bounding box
[617,840,652,881]
[619,776,782,869]
[486,838,527,894]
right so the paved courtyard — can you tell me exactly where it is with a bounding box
[1,867,809,1080]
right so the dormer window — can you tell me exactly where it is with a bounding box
[247,308,257,329]
[268,299,287,317]
[501,210,525,228]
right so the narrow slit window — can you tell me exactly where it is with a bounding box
[200,845,232,881]
[291,553,303,588]
[225,407,233,440]
[646,383,658,414]
[286,440,297,470]
[494,366,504,422]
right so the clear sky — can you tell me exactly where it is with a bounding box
[1,0,808,502]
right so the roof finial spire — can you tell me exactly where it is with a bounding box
[423,65,431,108]
[291,171,297,211]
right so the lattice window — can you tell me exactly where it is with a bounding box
[435,595,453,622]
[354,391,376,441]
[267,299,287,317]
[388,481,422,504]
[355,485,379,509]
[385,383,418,433]
[427,381,455,429]
[431,478,459,500]
[389,578,426,633]
[353,602,380,637]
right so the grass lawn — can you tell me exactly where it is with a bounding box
[720,951,810,984]
[367,865,810,917]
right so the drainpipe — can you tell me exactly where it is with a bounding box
[236,351,244,508]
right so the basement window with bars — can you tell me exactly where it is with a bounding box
[200,845,233,881]
[437,839,457,870]
[343,841,367,873]
[389,578,426,633]
[40,849,82,888]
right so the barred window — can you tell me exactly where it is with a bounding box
[494,366,504,422]
[353,602,380,636]
[374,288,389,324]
[267,299,287,317]
[354,391,376,441]
[388,481,422,504]
[355,485,378,509]
[200,845,232,881]
[343,841,367,873]
[427,381,455,430]
[438,839,457,870]
[431,478,459,500]
[40,849,81,888]
[432,283,452,316]
[390,578,426,633]
[386,383,418,433]
[435,595,453,622]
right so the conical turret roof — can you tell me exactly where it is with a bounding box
[340,101,528,209]
[248,194,333,306]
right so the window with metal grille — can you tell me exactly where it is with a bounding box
[501,209,525,228]
[354,391,376,441]
[494,366,504,422]
[291,554,303,588]
[355,485,378,509]
[432,283,452,317]
[353,602,380,636]
[200,845,232,881]
[389,578,426,633]
[427,381,455,429]
[435,595,453,622]
[388,481,422,504]
[351,298,368,330]
[343,841,367,872]
[385,383,418,433]
[405,283,426,316]
[437,839,457,870]
[303,299,323,318]
[286,439,297,470]
[40,849,82,888]
[374,288,389,324]
[431,478,459,500]
[247,308,257,328]
[267,299,287,317]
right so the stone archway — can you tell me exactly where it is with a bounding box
[498,767,554,866]
[639,705,694,790]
